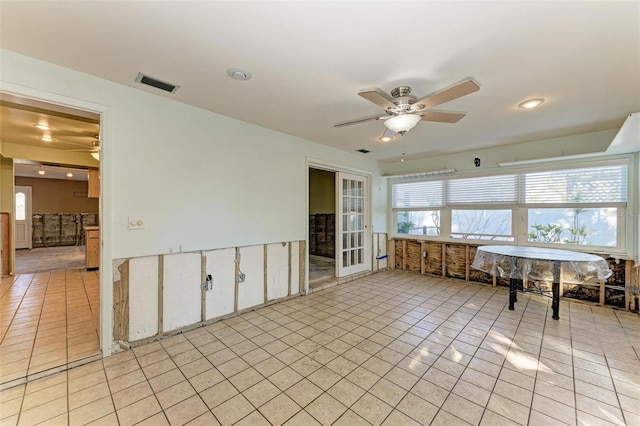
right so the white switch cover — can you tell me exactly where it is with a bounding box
[128,216,145,230]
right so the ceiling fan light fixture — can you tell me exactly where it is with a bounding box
[384,114,421,134]
[91,152,100,161]
[518,98,545,109]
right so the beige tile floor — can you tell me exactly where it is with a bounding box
[0,269,100,386]
[1,269,639,425]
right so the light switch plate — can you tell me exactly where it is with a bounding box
[128,216,145,230]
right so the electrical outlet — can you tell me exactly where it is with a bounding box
[128,216,145,230]
[202,274,214,291]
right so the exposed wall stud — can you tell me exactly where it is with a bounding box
[234,248,240,312]
[288,242,292,297]
[465,245,470,281]
[158,255,164,333]
[299,241,306,295]
[201,253,207,322]
[441,244,446,278]
[403,240,408,270]
[264,245,268,304]
[113,259,129,341]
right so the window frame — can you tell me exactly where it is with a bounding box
[389,157,632,256]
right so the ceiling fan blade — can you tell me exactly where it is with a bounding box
[334,114,387,127]
[412,79,479,111]
[54,140,99,148]
[358,88,396,109]
[57,148,99,152]
[420,111,466,123]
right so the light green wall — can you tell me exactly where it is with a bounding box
[309,169,335,214]
[382,129,617,177]
[0,156,14,214]
[0,49,384,259]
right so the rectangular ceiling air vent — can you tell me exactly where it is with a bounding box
[135,73,180,94]
[356,148,371,154]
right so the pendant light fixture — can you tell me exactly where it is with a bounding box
[384,114,421,135]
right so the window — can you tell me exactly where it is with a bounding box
[528,207,618,246]
[524,164,626,248]
[451,209,513,241]
[396,210,440,236]
[390,160,630,253]
[15,192,25,221]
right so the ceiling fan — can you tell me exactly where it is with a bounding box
[56,137,100,160]
[335,79,480,135]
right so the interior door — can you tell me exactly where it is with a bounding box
[336,172,369,277]
[14,186,32,250]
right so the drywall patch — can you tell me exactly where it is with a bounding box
[129,255,159,341]
[205,248,236,320]
[112,258,126,282]
[267,243,289,301]
[163,252,201,332]
[237,245,265,310]
[290,241,300,295]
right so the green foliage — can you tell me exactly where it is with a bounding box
[529,223,563,243]
[529,206,592,245]
[397,221,414,234]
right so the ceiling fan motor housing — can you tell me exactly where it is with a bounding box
[389,86,418,113]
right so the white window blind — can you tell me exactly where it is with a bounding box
[392,180,444,208]
[525,164,628,204]
[447,175,518,205]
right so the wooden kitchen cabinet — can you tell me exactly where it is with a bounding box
[85,226,100,270]
[88,169,100,198]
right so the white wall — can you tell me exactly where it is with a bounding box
[0,50,386,260]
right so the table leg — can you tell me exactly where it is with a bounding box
[509,278,517,310]
[509,256,517,310]
[552,261,560,320]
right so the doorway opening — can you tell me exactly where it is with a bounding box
[308,168,336,290]
[0,93,102,386]
[308,166,371,292]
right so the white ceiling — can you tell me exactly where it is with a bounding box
[1,1,638,162]
[14,161,88,181]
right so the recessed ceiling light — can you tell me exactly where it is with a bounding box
[38,166,45,175]
[66,169,73,178]
[518,98,545,109]
[34,123,51,131]
[226,68,252,81]
[379,136,393,143]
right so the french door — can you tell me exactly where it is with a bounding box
[336,172,369,277]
